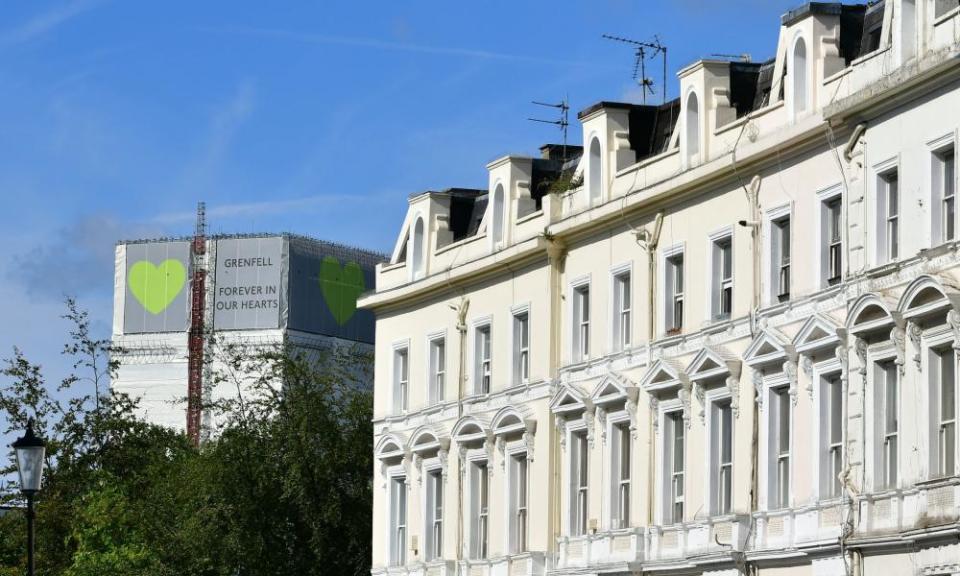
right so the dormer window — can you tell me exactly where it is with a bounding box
[685,92,700,165]
[791,37,808,117]
[588,137,602,205]
[411,217,425,280]
[492,184,506,249]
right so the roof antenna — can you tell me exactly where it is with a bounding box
[528,96,569,162]
[603,34,668,105]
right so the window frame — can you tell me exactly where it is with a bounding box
[608,414,632,529]
[708,228,734,322]
[392,341,410,414]
[473,319,493,396]
[928,338,958,479]
[506,447,530,554]
[762,374,793,511]
[930,134,957,247]
[427,332,446,406]
[468,457,490,559]
[611,264,633,353]
[765,204,792,305]
[817,185,844,288]
[708,394,734,516]
[511,305,531,386]
[424,465,444,561]
[571,277,591,363]
[568,425,590,536]
[388,471,408,566]
[873,157,900,265]
[662,243,685,335]
[871,351,899,490]
[816,366,844,500]
[663,409,686,524]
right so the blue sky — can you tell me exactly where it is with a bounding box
[0,0,813,409]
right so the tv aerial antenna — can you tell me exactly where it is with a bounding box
[602,34,668,105]
[528,96,570,162]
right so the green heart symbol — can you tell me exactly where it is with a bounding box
[128,259,187,315]
[319,256,365,326]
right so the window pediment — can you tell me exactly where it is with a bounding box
[491,406,534,437]
[794,314,844,356]
[898,274,960,323]
[409,426,449,457]
[452,416,490,447]
[376,433,407,462]
[687,346,741,384]
[743,328,796,368]
[640,358,689,398]
[847,293,900,338]
[549,383,592,416]
[590,372,639,408]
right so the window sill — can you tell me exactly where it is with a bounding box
[915,475,960,489]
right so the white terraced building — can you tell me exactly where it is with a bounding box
[360,2,960,575]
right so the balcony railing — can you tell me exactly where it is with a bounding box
[646,515,751,564]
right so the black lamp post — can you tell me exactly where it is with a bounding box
[12,419,46,576]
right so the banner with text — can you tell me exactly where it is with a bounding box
[213,237,285,330]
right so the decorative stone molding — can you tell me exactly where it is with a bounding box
[907,321,922,371]
[949,309,960,351]
[726,375,741,419]
[458,444,468,479]
[693,382,706,425]
[625,394,639,439]
[649,396,660,435]
[438,447,449,480]
[496,436,506,470]
[753,370,764,413]
[802,356,814,399]
[679,385,692,429]
[522,429,535,462]
[891,325,906,375]
[584,408,596,448]
[555,415,566,451]
[484,436,495,476]
[380,461,388,490]
[785,359,799,406]
[413,453,423,485]
[854,337,868,378]
[596,407,608,445]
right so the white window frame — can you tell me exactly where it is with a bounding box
[392,340,410,414]
[473,318,493,396]
[765,204,792,305]
[927,328,958,479]
[570,276,591,363]
[426,331,446,406]
[816,184,844,288]
[506,445,529,554]
[567,422,590,536]
[610,263,633,353]
[662,243,685,335]
[423,462,444,561]
[870,348,899,491]
[662,407,686,524]
[815,362,844,501]
[511,304,531,386]
[708,227,734,322]
[873,157,900,265]
[608,411,632,529]
[388,469,408,566]
[468,454,490,559]
[929,133,957,247]
[707,389,734,516]
[761,372,793,511]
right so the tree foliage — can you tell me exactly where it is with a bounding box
[0,299,373,576]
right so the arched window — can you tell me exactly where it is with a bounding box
[588,137,602,204]
[792,37,808,115]
[411,217,425,280]
[492,184,505,248]
[685,92,700,163]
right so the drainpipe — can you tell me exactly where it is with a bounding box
[545,236,567,561]
[451,297,469,565]
[637,212,663,527]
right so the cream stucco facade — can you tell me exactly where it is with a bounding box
[361,2,960,575]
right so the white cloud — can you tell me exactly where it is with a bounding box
[0,0,104,46]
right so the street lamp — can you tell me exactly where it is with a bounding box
[12,419,46,576]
